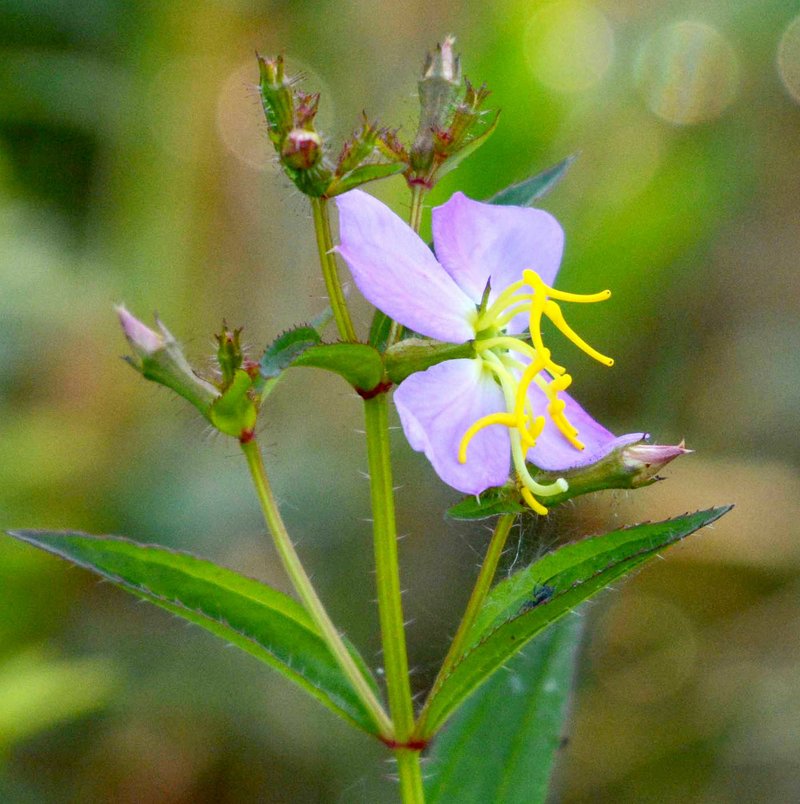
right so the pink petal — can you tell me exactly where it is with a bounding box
[526,381,644,471]
[432,192,565,309]
[334,190,476,343]
[394,358,511,495]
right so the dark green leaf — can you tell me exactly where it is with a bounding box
[489,156,576,207]
[425,616,583,804]
[418,507,731,736]
[5,531,383,734]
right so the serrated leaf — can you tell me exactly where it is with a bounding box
[259,325,384,392]
[489,155,576,207]
[326,162,406,197]
[447,487,527,520]
[6,531,384,734]
[425,616,582,804]
[260,325,323,380]
[418,507,731,737]
[436,110,500,180]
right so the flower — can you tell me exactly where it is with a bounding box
[334,189,643,513]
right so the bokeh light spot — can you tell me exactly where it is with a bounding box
[636,21,739,125]
[525,1,615,93]
[777,14,800,104]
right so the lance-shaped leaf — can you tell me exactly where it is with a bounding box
[5,531,384,735]
[259,325,385,394]
[489,155,576,207]
[416,507,731,737]
[425,616,583,804]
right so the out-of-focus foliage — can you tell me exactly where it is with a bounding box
[1,0,799,801]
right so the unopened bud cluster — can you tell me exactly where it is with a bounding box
[257,55,404,198]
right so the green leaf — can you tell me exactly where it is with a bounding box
[326,162,406,197]
[209,369,257,438]
[436,110,500,180]
[425,616,583,804]
[489,155,576,207]
[260,325,323,380]
[384,338,474,384]
[447,487,527,520]
[418,507,731,737]
[291,342,384,392]
[259,325,384,393]
[5,531,383,735]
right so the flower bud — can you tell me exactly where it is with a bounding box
[116,306,219,418]
[281,128,323,170]
[257,54,295,147]
[215,322,244,389]
[621,441,692,486]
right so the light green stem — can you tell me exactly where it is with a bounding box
[387,184,427,348]
[241,438,392,737]
[310,196,357,342]
[363,394,424,803]
[414,513,516,738]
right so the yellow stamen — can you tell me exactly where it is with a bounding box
[458,266,614,513]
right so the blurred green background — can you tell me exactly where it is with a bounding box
[1,0,799,800]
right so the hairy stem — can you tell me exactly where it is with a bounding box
[241,438,392,737]
[415,513,516,738]
[363,394,424,801]
[310,196,357,342]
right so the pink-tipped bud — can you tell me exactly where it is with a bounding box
[116,305,163,356]
[281,128,323,170]
[622,441,692,485]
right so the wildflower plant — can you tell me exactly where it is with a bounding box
[6,39,730,803]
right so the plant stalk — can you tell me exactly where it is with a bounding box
[363,394,424,802]
[415,513,515,738]
[241,438,392,737]
[310,196,357,342]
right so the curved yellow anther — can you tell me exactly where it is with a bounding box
[543,300,614,367]
[458,412,518,463]
[520,486,548,515]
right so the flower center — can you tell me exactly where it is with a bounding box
[459,269,613,514]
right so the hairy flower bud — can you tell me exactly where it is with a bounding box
[281,128,323,170]
[116,306,219,418]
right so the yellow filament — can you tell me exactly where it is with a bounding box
[543,300,614,367]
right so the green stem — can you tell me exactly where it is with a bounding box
[310,196,357,342]
[414,513,516,738]
[387,184,427,348]
[363,394,424,802]
[241,438,392,737]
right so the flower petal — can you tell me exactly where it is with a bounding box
[432,192,565,304]
[334,190,476,342]
[394,358,510,495]
[526,382,644,471]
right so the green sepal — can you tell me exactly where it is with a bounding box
[214,323,244,389]
[384,338,475,384]
[209,369,258,438]
[5,530,384,734]
[435,110,500,181]
[326,161,406,197]
[417,506,732,737]
[489,155,576,207]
